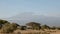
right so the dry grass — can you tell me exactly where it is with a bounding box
[0,29,60,34]
[13,29,50,34]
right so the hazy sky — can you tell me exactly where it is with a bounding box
[0,0,60,18]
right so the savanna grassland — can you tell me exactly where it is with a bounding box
[0,19,60,34]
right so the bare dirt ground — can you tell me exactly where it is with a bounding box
[13,29,60,34]
[50,30,60,34]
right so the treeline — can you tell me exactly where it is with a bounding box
[0,19,60,33]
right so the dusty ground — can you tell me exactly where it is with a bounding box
[13,29,60,34]
[50,30,60,34]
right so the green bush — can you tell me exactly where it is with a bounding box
[1,23,18,33]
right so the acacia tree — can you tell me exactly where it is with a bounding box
[26,22,41,30]
[41,24,50,30]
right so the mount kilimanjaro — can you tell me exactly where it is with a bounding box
[3,12,60,26]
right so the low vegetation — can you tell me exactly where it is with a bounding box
[0,19,60,34]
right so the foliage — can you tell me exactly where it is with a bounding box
[0,19,10,24]
[41,24,50,29]
[20,26,26,30]
[57,27,60,30]
[0,19,10,29]
[0,19,59,34]
[0,23,18,33]
[26,22,41,30]
[50,26,56,30]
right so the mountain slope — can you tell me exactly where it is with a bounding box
[4,12,60,26]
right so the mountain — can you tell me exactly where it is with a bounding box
[3,12,60,26]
